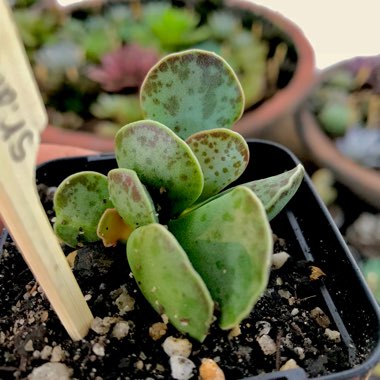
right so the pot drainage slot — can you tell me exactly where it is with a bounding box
[286,210,357,364]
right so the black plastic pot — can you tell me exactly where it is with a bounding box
[1,140,379,380]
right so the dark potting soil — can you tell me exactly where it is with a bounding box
[0,187,360,380]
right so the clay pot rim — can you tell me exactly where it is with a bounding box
[296,54,380,210]
[318,53,380,79]
[231,0,315,136]
[42,0,315,148]
[306,53,380,96]
[296,108,380,210]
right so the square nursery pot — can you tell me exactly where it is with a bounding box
[0,140,379,380]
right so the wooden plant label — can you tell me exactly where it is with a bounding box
[0,0,93,340]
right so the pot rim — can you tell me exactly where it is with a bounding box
[230,0,316,136]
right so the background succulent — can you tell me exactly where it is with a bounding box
[12,0,297,136]
[308,57,380,169]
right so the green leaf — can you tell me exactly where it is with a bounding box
[108,168,158,228]
[186,128,249,201]
[185,164,305,222]
[243,164,305,220]
[145,5,200,48]
[127,223,214,341]
[140,49,245,139]
[53,171,113,247]
[115,120,204,216]
[169,186,272,329]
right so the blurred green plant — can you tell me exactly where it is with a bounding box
[308,58,380,169]
[12,0,296,136]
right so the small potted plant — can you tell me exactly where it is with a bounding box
[1,50,379,380]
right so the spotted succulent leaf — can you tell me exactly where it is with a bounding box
[108,168,158,229]
[140,49,245,139]
[53,171,113,247]
[186,128,249,201]
[127,223,214,341]
[243,163,305,220]
[115,120,204,216]
[184,164,305,221]
[169,186,272,329]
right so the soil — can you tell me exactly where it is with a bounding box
[0,185,362,380]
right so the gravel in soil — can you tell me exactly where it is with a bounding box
[0,184,362,380]
[0,231,357,380]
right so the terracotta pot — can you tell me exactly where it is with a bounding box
[40,0,315,153]
[296,109,380,210]
[41,125,114,153]
[295,56,380,210]
[231,0,315,141]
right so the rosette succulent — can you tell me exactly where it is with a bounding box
[53,50,304,342]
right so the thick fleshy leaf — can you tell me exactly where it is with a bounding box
[115,120,203,216]
[127,223,214,342]
[97,208,134,247]
[53,171,113,247]
[184,164,305,221]
[243,164,305,220]
[169,186,272,329]
[186,128,249,200]
[108,168,158,228]
[140,49,245,139]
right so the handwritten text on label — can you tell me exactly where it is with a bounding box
[0,73,34,162]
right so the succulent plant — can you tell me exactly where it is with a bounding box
[13,0,297,139]
[86,44,160,92]
[90,93,143,126]
[53,49,304,341]
[12,8,58,50]
[309,59,380,168]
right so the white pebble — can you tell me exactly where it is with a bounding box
[291,308,299,316]
[272,251,290,269]
[163,336,192,358]
[112,321,130,340]
[255,321,271,337]
[115,290,135,315]
[92,342,105,357]
[28,362,73,380]
[33,350,41,359]
[24,339,34,352]
[280,359,299,371]
[50,345,65,362]
[256,335,277,355]
[135,360,144,370]
[170,355,195,380]
[40,345,53,360]
[278,289,292,300]
[324,328,341,343]
[91,316,119,335]
[294,346,305,360]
